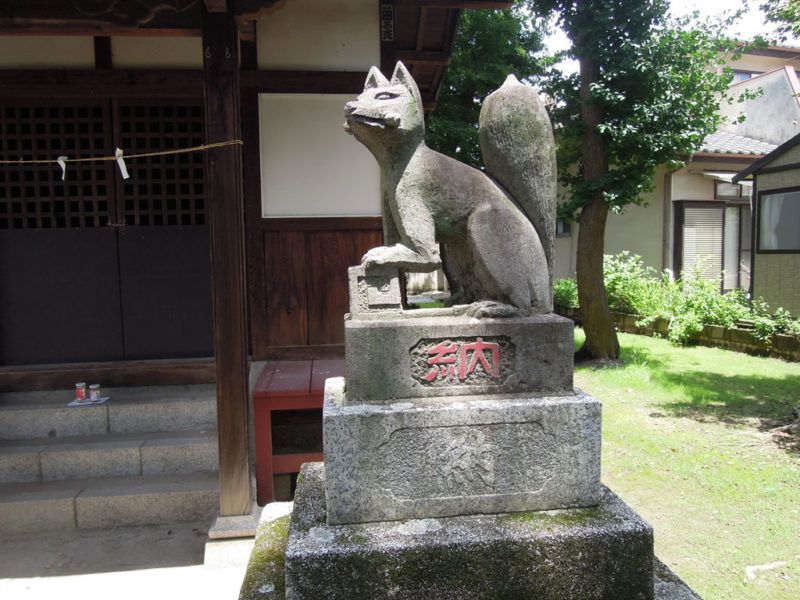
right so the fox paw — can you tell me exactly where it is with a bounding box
[361,244,439,271]
[466,300,521,319]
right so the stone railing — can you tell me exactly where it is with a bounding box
[555,306,800,362]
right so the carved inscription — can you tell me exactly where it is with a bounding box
[410,336,515,387]
[374,423,556,500]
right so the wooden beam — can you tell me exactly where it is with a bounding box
[0,359,215,393]
[380,1,398,77]
[240,70,367,93]
[396,50,451,66]
[202,6,252,517]
[0,69,203,98]
[93,36,113,69]
[416,7,429,51]
[204,0,228,12]
[393,0,511,7]
[0,23,200,36]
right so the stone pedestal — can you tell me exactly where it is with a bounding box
[286,463,654,600]
[324,378,601,524]
[257,294,703,599]
[345,312,575,402]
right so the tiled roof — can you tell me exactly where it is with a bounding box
[699,131,778,155]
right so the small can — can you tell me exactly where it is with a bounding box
[75,382,88,403]
[89,384,101,402]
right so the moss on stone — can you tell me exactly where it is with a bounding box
[239,514,290,600]
[500,505,619,530]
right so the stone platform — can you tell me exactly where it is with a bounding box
[324,379,601,524]
[269,463,702,600]
[344,312,574,403]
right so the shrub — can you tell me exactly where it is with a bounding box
[556,252,800,347]
[553,278,579,309]
[603,252,671,320]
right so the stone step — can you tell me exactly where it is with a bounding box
[0,384,217,440]
[0,472,220,534]
[0,430,218,484]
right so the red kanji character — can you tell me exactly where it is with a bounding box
[459,338,501,379]
[425,340,458,382]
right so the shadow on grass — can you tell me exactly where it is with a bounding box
[577,339,800,454]
[652,369,800,454]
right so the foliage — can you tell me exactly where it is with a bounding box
[560,252,800,346]
[553,277,579,308]
[426,2,549,168]
[603,252,670,318]
[536,1,747,219]
[761,0,800,41]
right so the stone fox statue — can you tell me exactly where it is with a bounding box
[344,62,556,316]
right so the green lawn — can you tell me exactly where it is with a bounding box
[574,331,800,600]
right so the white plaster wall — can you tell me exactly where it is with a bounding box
[604,182,666,272]
[553,234,577,280]
[259,93,380,217]
[721,68,800,145]
[257,0,378,70]
[0,36,95,68]
[733,53,800,74]
[111,37,202,68]
[552,168,668,279]
[672,168,717,201]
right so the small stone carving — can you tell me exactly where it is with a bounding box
[344,62,556,317]
[409,335,515,387]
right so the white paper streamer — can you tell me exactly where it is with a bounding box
[56,156,68,181]
[115,147,130,180]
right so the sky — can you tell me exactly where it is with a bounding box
[545,0,796,58]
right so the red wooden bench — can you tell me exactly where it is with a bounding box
[252,359,345,505]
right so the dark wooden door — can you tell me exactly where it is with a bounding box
[0,99,212,366]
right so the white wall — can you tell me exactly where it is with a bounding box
[257,0,379,71]
[0,37,94,68]
[721,68,800,145]
[259,93,380,217]
[111,37,202,68]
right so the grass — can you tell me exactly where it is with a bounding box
[574,330,800,600]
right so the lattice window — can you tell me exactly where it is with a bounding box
[118,102,206,226]
[0,103,113,229]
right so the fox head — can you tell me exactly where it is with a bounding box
[344,62,425,158]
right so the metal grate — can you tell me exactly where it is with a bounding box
[0,103,113,229]
[118,102,206,226]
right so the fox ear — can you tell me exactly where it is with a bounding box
[365,66,390,89]
[391,61,416,91]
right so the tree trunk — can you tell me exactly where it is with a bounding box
[575,52,620,361]
[575,198,620,360]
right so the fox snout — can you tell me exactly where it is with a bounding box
[344,100,401,132]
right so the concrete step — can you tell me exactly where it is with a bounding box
[0,384,217,439]
[0,472,220,534]
[0,430,219,484]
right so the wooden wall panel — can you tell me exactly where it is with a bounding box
[306,229,381,346]
[263,229,308,347]
[252,218,382,356]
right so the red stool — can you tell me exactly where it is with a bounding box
[253,359,344,504]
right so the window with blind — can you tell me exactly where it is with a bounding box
[674,201,752,291]
[682,205,723,281]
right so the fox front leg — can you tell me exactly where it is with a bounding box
[361,243,441,272]
[362,198,441,272]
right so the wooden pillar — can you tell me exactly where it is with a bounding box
[202,5,252,516]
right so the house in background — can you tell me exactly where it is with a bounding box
[554,45,800,304]
[733,132,800,316]
[0,0,509,530]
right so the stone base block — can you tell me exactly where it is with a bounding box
[324,380,601,524]
[285,463,655,600]
[344,312,573,403]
